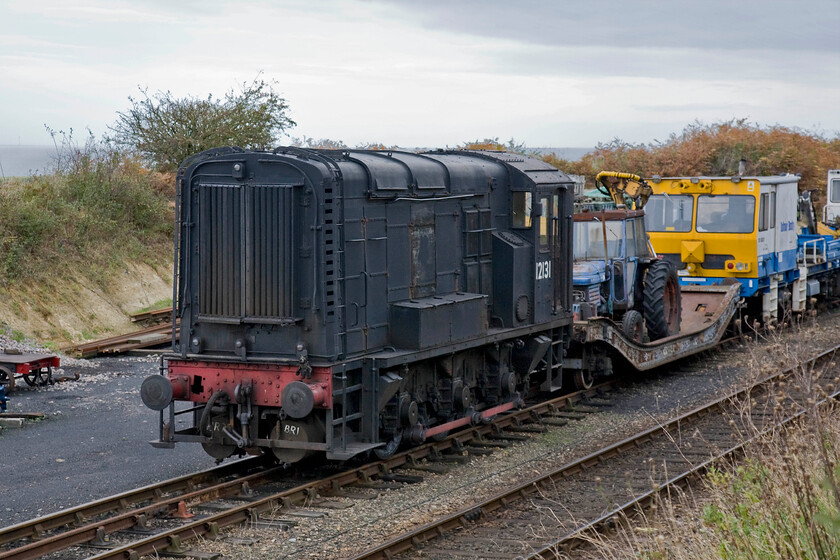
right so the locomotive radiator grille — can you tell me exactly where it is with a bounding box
[198,183,295,322]
[199,185,242,318]
[247,185,294,318]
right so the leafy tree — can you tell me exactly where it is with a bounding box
[110,76,295,172]
[289,137,399,151]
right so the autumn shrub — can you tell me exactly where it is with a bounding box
[542,120,840,206]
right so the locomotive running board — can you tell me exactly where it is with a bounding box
[576,283,741,371]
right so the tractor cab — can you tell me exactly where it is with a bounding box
[573,209,652,316]
[572,172,681,342]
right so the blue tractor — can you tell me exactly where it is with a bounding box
[572,172,681,343]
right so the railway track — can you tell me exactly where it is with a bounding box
[0,381,624,560]
[0,332,828,559]
[349,344,840,560]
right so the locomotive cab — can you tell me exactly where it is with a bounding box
[506,188,570,324]
[646,175,799,323]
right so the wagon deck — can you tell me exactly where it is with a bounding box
[575,283,741,371]
[0,350,61,390]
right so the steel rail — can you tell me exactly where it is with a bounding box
[0,462,289,560]
[62,321,179,358]
[530,393,837,559]
[30,382,617,560]
[0,456,264,547]
[347,342,840,560]
[129,307,173,323]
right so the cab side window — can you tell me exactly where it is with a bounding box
[538,197,550,251]
[512,192,532,228]
[758,192,775,231]
[625,220,637,257]
[830,179,840,203]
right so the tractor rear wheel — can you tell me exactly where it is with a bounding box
[643,260,681,340]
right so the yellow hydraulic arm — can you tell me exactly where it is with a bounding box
[595,171,653,209]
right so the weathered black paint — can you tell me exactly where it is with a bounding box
[175,147,574,363]
[167,147,576,461]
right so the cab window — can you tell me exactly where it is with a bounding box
[512,192,532,228]
[634,218,652,257]
[644,194,693,232]
[696,195,755,234]
[574,220,623,260]
[831,179,840,203]
[625,220,637,257]
[538,198,550,251]
[758,192,776,231]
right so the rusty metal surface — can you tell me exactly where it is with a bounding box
[61,321,179,358]
[129,307,173,323]
[581,283,741,370]
[0,352,55,365]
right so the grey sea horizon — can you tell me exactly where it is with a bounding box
[0,145,591,178]
[0,145,56,177]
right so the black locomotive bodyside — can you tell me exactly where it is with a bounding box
[145,147,576,462]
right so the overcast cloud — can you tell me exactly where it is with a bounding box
[0,0,838,148]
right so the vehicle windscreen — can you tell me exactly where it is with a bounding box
[644,194,693,232]
[696,195,756,233]
[574,220,623,259]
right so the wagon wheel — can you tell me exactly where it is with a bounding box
[25,368,50,386]
[0,366,14,390]
[23,369,38,386]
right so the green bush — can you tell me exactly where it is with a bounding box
[0,135,171,286]
[110,76,295,172]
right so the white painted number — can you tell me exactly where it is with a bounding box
[536,261,551,280]
[284,424,301,436]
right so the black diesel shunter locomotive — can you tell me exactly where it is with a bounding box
[141,147,578,463]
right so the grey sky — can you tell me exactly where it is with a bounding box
[1,0,838,148]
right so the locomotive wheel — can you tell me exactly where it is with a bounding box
[643,260,681,341]
[268,417,325,464]
[572,369,594,391]
[201,441,236,461]
[374,430,403,460]
[622,310,644,343]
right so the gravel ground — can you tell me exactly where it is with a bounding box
[210,315,840,560]
[0,347,217,528]
[1,314,838,558]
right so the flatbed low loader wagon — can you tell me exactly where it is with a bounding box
[573,283,741,373]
